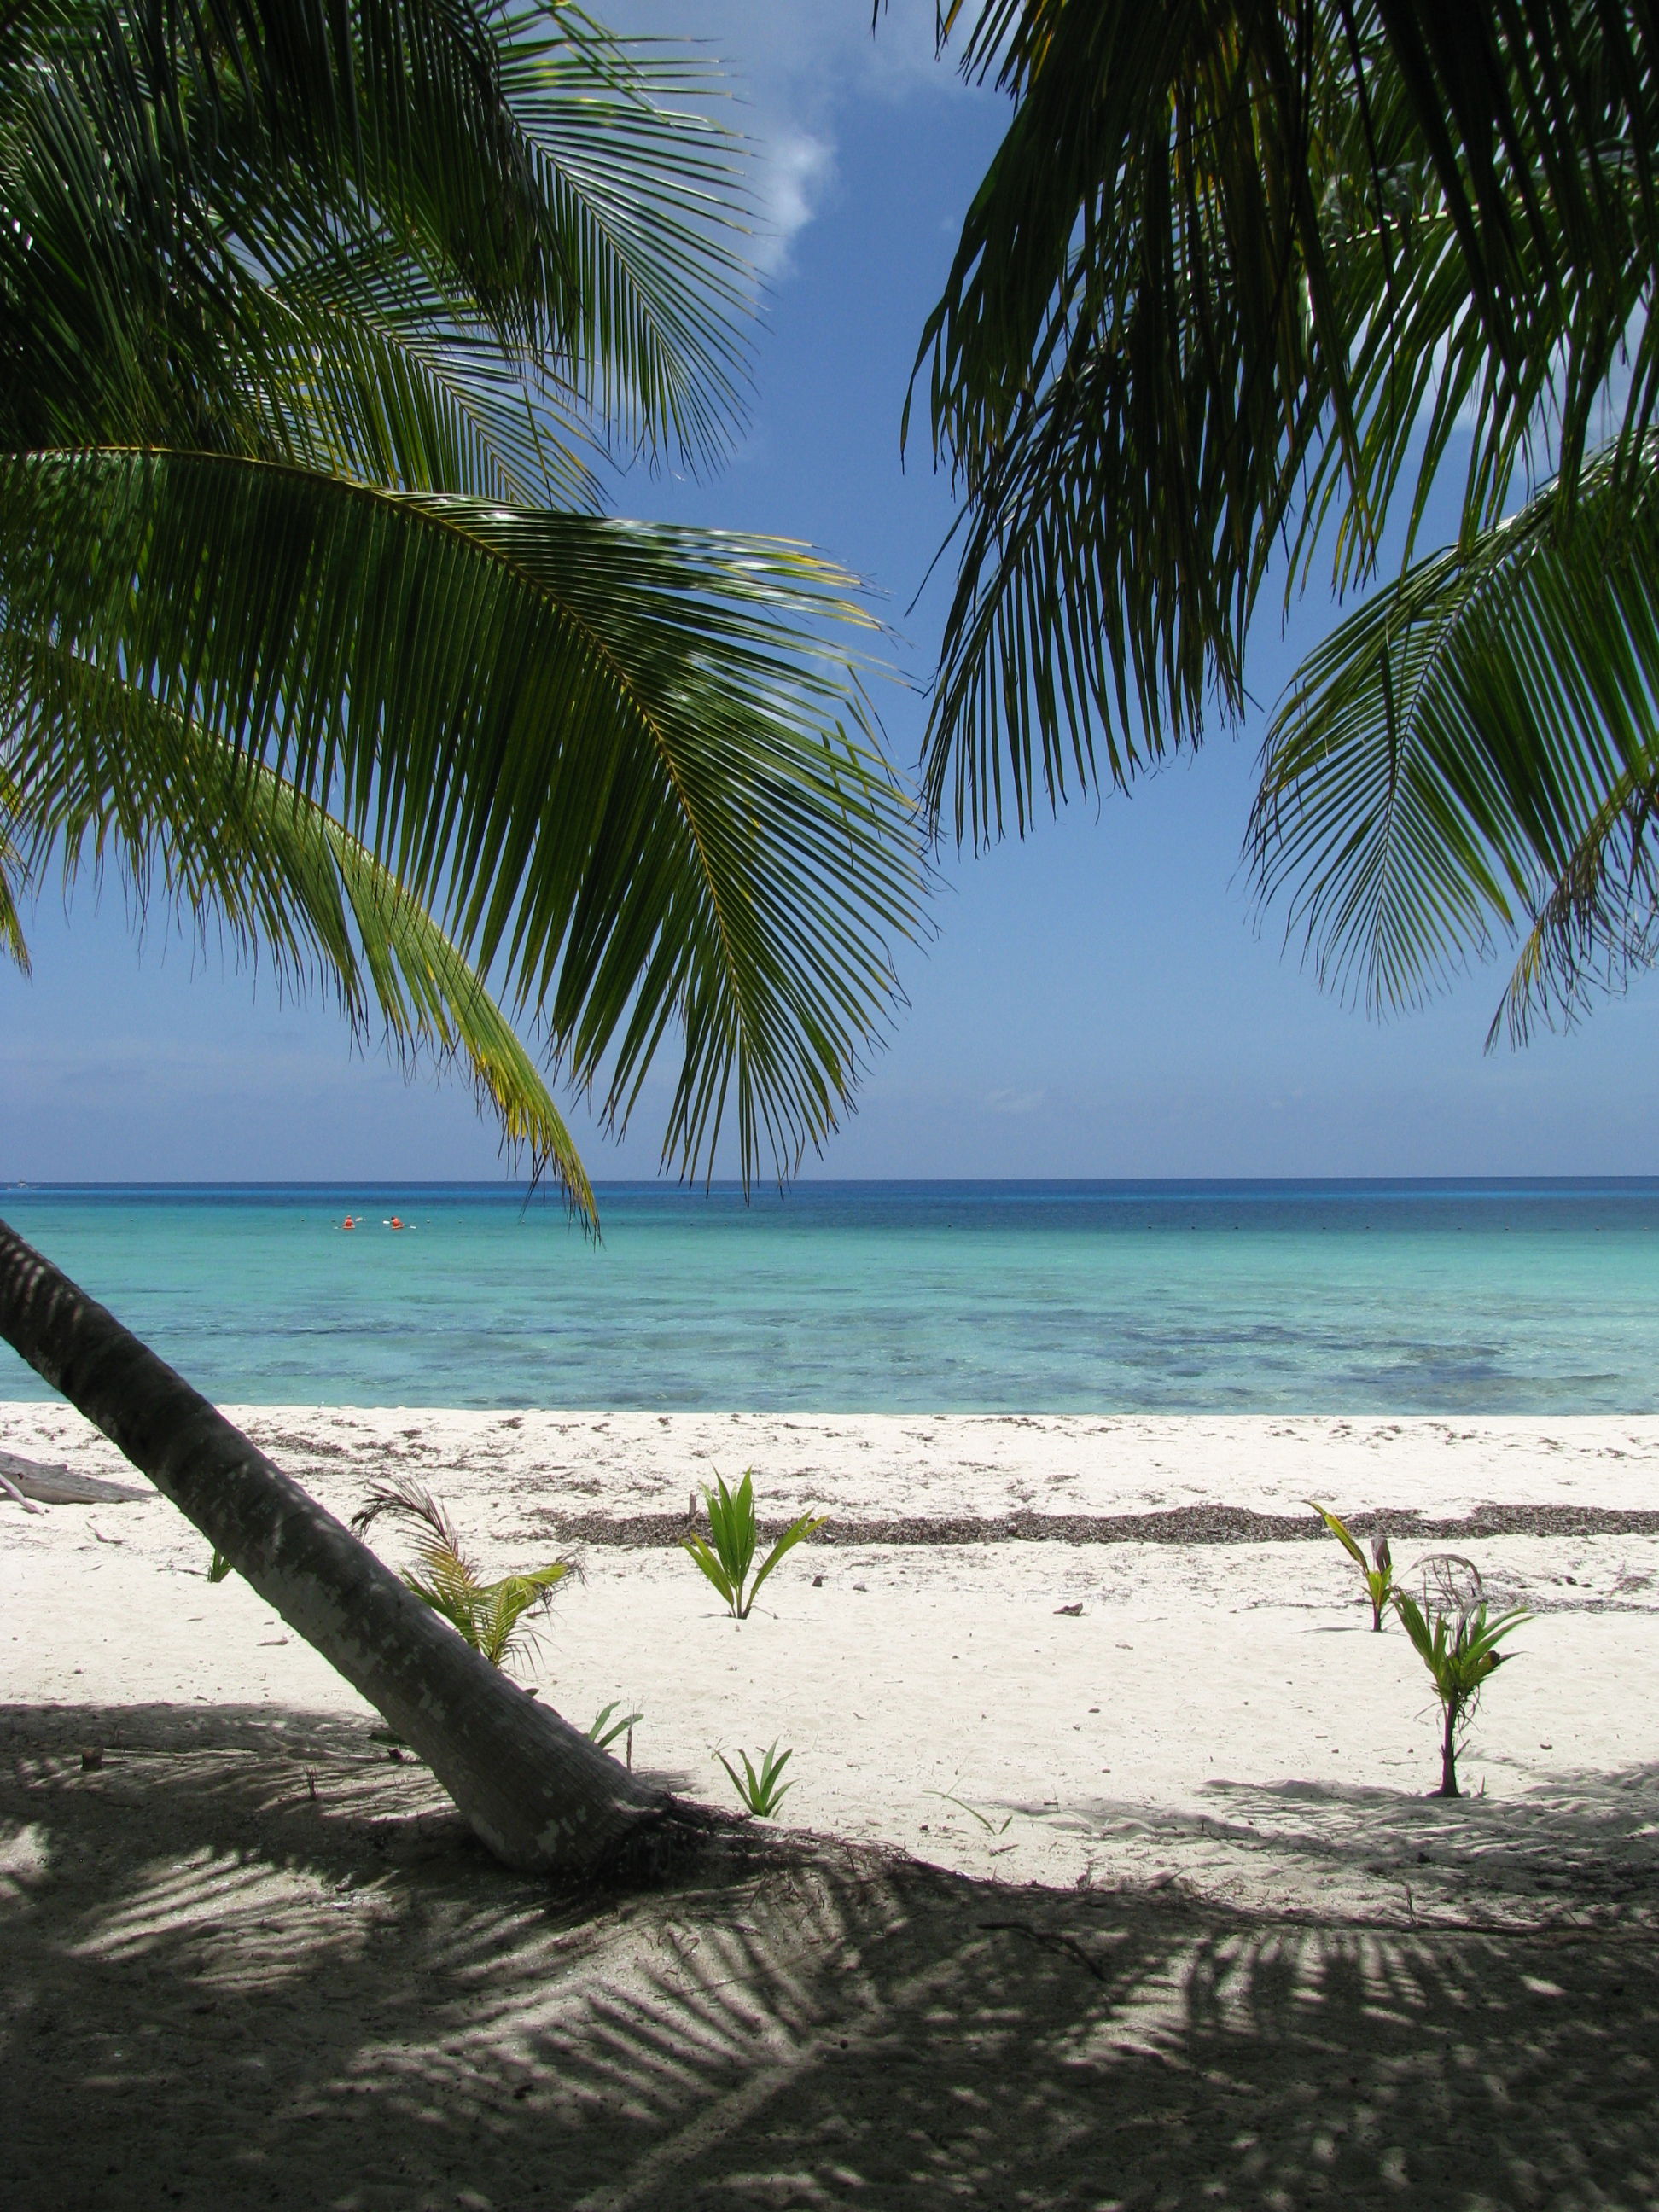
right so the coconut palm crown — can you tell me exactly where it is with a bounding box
[907,0,1659,1045]
[1,0,924,1210]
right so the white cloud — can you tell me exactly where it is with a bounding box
[603,1,974,272]
[750,126,835,273]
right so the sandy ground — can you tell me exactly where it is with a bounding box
[7,1407,1659,2207]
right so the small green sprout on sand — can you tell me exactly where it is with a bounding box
[586,1701,643,1754]
[207,1548,233,1583]
[1392,1554,1529,1798]
[1307,1500,1394,1630]
[719,1742,795,1818]
[682,1470,826,1620]
[928,1789,1013,1837]
[351,1477,571,1672]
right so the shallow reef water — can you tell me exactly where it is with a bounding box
[0,1177,1654,1412]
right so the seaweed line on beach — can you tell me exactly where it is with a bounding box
[516,1502,1659,1549]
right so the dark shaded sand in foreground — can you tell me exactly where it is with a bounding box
[4,1703,1659,2212]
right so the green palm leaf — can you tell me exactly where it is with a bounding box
[0,447,923,1185]
[1494,768,1659,1049]
[351,1475,572,1671]
[0,5,923,1197]
[0,764,30,973]
[1249,442,1659,1026]
[3,639,597,1200]
[913,2,1659,841]
[0,0,753,474]
[236,236,613,508]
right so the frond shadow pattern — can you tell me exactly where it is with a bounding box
[3,1703,1658,2209]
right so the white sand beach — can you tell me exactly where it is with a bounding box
[6,1405,1659,1915]
[9,1406,1659,2209]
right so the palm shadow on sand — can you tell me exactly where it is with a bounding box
[4,1702,1659,2210]
[1024,1759,1659,1929]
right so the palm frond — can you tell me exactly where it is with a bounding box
[1493,768,1659,1047]
[914,2,1382,838]
[314,806,595,1206]
[0,0,755,474]
[494,10,757,470]
[0,762,31,972]
[0,447,924,1186]
[247,236,613,507]
[471,1562,570,1668]
[914,1,1659,841]
[352,1476,470,1568]
[3,640,597,1205]
[1249,440,1659,1021]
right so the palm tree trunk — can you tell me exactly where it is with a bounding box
[0,1215,665,1877]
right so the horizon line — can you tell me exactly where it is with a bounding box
[4,1174,1659,1191]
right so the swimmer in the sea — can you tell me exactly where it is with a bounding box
[341,1215,358,1230]
[387,1215,406,1230]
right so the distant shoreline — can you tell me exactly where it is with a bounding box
[8,1172,1659,1192]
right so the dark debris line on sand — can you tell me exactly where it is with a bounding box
[522,1502,1659,1549]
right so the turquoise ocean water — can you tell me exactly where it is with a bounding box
[0,1179,1653,1413]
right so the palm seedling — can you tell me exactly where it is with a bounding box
[1307,1501,1394,1630]
[351,1478,571,1674]
[682,1470,827,1620]
[1391,1555,1529,1798]
[928,1789,1013,1838]
[719,1743,795,1818]
[586,1701,643,1755]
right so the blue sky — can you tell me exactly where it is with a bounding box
[3,0,1656,1184]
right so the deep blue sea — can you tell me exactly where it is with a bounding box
[0,1179,1653,1413]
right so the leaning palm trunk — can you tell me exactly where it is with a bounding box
[0,1217,663,1877]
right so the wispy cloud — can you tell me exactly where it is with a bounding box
[607,1,972,274]
[751,127,835,273]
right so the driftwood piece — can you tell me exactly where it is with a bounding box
[0,1450,153,1505]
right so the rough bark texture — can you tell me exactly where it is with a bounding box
[0,1215,667,1876]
